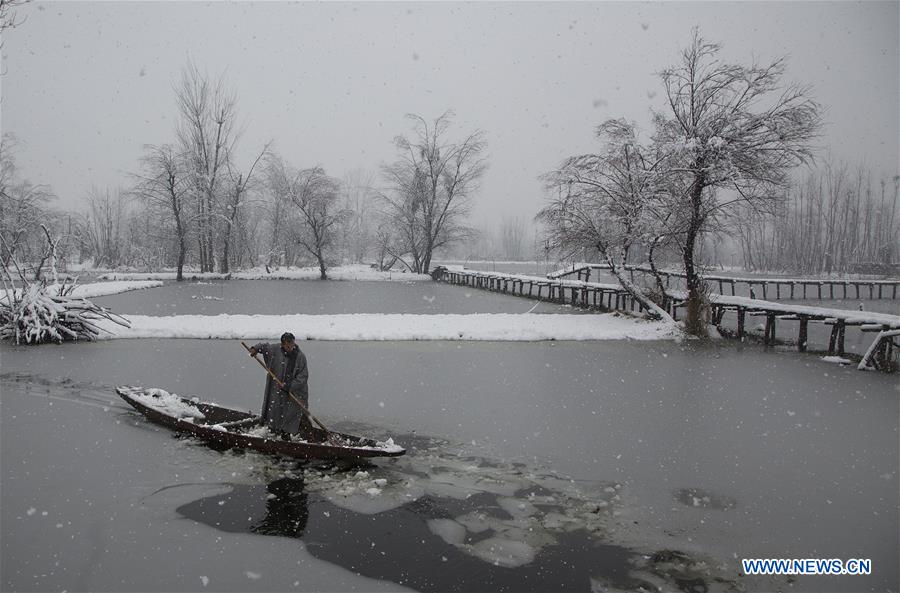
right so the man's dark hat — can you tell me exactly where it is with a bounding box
[280,332,295,342]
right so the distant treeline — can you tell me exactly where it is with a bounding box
[735,163,899,275]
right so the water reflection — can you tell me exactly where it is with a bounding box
[176,475,309,538]
[174,455,736,593]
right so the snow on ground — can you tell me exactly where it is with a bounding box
[2,280,162,301]
[95,312,680,342]
[99,265,431,282]
[61,280,163,298]
[821,356,853,365]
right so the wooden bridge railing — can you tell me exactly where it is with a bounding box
[434,266,677,316]
[549,263,900,300]
[434,266,900,371]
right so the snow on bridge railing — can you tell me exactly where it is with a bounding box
[547,263,900,299]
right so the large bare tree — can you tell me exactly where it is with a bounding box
[380,111,487,273]
[174,61,238,273]
[654,28,821,334]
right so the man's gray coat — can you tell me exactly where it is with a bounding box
[252,342,309,434]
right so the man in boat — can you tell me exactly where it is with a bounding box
[248,332,314,440]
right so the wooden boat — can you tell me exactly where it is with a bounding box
[116,386,405,461]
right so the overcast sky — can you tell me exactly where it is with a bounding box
[2,1,898,226]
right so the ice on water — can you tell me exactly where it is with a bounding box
[302,448,620,568]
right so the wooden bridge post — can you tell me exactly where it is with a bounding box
[827,320,846,356]
[837,320,846,355]
[817,283,822,300]
[790,283,795,300]
[737,308,746,338]
[798,316,808,352]
[764,313,776,345]
[776,283,781,299]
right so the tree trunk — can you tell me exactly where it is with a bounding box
[683,174,708,337]
[647,237,668,300]
[602,246,674,323]
[220,235,230,274]
[176,228,186,282]
[317,249,327,279]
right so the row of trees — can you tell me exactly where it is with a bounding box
[734,164,899,275]
[2,67,491,280]
[537,29,823,334]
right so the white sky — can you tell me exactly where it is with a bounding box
[2,1,898,225]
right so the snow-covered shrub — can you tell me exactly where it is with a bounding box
[0,280,130,345]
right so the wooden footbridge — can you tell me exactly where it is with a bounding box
[435,266,656,315]
[549,263,900,300]
[433,266,900,372]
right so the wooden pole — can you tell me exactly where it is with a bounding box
[765,314,775,345]
[798,317,808,352]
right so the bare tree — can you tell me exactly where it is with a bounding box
[76,188,129,268]
[0,134,55,268]
[267,156,349,279]
[735,163,899,274]
[132,144,194,280]
[654,28,821,334]
[539,119,673,321]
[338,169,376,264]
[0,0,28,32]
[380,111,487,273]
[219,142,270,273]
[175,61,238,273]
[499,216,528,261]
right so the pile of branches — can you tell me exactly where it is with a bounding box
[1,229,130,344]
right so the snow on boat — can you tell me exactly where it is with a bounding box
[116,386,405,461]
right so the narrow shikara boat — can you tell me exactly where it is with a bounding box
[116,386,405,461]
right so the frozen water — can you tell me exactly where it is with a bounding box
[427,518,466,545]
[468,537,535,568]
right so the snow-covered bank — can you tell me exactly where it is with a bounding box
[97,313,680,342]
[99,265,431,282]
[60,280,164,298]
[2,280,163,301]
